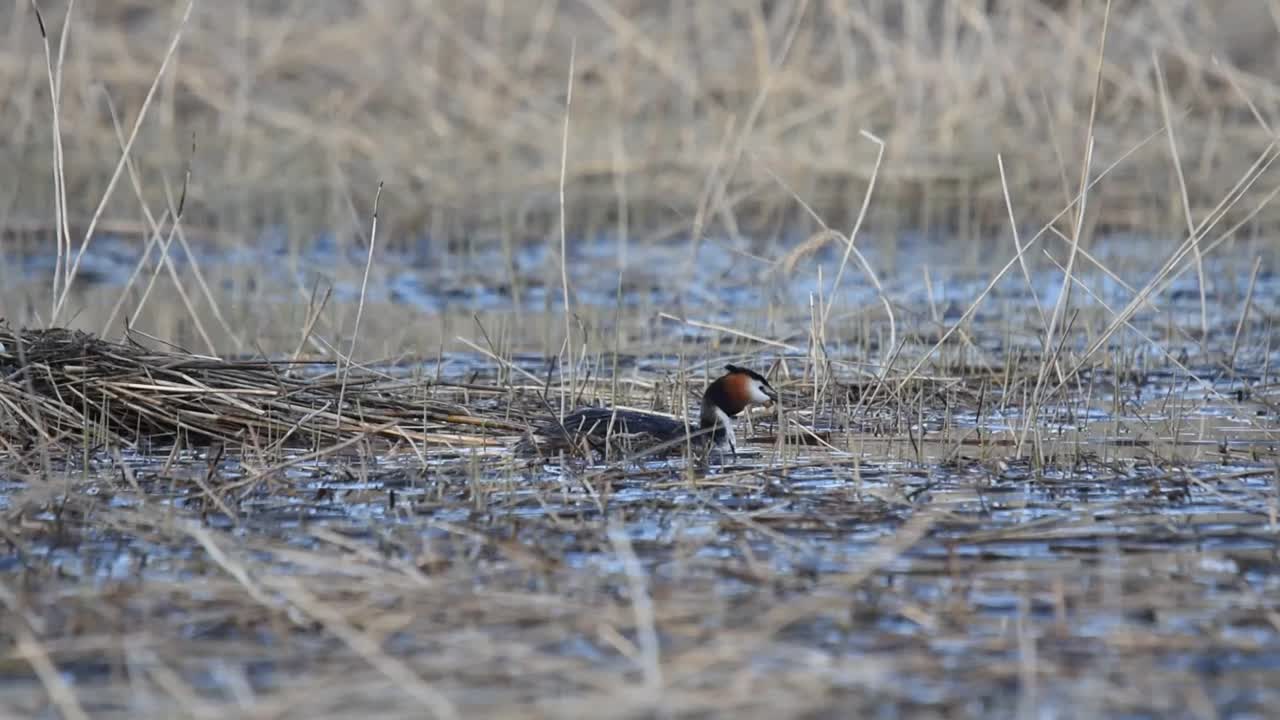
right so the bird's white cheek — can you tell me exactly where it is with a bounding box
[749,385,774,405]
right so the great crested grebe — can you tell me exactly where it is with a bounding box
[519,365,778,460]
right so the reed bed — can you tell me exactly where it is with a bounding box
[0,323,916,465]
[2,316,1279,717]
[0,325,530,452]
[3,1,1280,247]
[2,363,1277,719]
[4,1,1280,718]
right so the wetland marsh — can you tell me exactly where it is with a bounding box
[3,2,1280,718]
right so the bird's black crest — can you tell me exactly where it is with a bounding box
[724,364,771,386]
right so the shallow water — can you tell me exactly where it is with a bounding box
[3,232,1280,717]
[8,229,1280,357]
[3,417,1278,716]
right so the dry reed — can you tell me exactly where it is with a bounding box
[0,324,526,450]
[3,1,1280,248]
[3,3,1280,718]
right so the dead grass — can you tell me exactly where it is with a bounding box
[2,296,1280,716]
[3,1,1280,247]
[1,359,1278,717]
[4,2,1280,717]
[0,325,538,451]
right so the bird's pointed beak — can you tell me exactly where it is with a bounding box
[763,385,779,403]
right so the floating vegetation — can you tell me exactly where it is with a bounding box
[0,325,528,451]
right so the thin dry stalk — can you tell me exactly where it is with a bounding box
[268,578,459,720]
[1230,256,1262,365]
[607,524,665,698]
[337,182,383,426]
[820,131,890,354]
[558,40,576,419]
[51,0,197,323]
[897,119,1172,395]
[1050,143,1280,397]
[29,1,72,321]
[12,625,90,720]
[1154,52,1209,346]
[997,154,1049,344]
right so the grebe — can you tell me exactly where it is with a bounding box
[519,365,778,460]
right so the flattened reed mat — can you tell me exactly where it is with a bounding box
[0,326,524,449]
